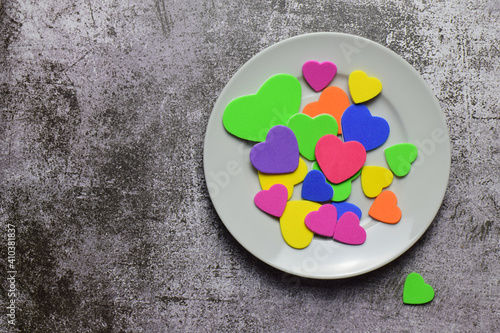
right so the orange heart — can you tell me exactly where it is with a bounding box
[368,190,402,224]
[302,86,350,134]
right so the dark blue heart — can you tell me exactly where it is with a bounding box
[341,104,390,151]
[332,202,362,219]
[301,170,334,202]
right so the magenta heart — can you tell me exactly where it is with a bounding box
[250,125,299,174]
[315,134,366,184]
[333,212,366,245]
[305,204,337,237]
[302,60,338,92]
[254,184,288,217]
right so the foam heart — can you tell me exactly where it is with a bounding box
[302,86,350,134]
[348,70,382,104]
[223,74,301,142]
[287,113,338,161]
[331,171,361,202]
[305,204,337,237]
[341,104,390,151]
[332,202,362,220]
[361,166,393,198]
[259,158,308,200]
[315,134,366,184]
[333,211,366,245]
[403,272,435,305]
[280,200,321,249]
[301,170,334,202]
[250,125,299,174]
[385,143,418,177]
[254,184,288,217]
[313,162,361,202]
[368,190,402,224]
[302,60,337,92]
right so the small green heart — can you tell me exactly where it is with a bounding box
[384,143,418,177]
[222,74,301,142]
[312,162,360,202]
[287,114,338,160]
[403,272,435,305]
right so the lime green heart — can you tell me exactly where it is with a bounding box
[403,272,435,305]
[222,74,301,142]
[287,114,338,160]
[384,143,418,177]
[312,162,360,202]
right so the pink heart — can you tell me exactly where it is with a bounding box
[302,61,338,92]
[254,184,288,217]
[305,204,337,237]
[315,134,366,184]
[333,212,366,245]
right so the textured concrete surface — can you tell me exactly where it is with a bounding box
[0,0,499,332]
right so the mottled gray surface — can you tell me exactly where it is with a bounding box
[0,0,499,332]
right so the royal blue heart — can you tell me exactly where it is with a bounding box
[332,202,362,219]
[301,170,334,202]
[341,104,390,151]
[250,125,299,174]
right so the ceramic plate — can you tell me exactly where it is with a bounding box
[203,32,450,279]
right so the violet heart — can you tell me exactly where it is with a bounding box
[341,104,390,151]
[305,204,337,237]
[254,184,288,217]
[333,211,366,245]
[250,125,299,174]
[315,134,366,184]
[302,61,338,92]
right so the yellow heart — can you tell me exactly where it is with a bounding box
[258,158,308,200]
[348,70,382,104]
[361,166,393,198]
[280,200,321,249]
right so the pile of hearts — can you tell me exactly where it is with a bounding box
[222,60,418,249]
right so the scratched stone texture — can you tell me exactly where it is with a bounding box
[0,0,499,332]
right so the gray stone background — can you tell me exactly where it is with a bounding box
[0,0,499,332]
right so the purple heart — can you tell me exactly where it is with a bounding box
[250,125,299,174]
[302,61,338,92]
[341,104,390,151]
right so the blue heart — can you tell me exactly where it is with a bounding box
[301,170,334,202]
[332,202,362,219]
[341,104,390,151]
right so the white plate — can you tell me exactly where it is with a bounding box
[203,32,450,279]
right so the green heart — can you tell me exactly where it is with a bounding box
[312,162,360,202]
[384,143,418,177]
[287,113,338,160]
[403,272,435,305]
[222,74,301,142]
